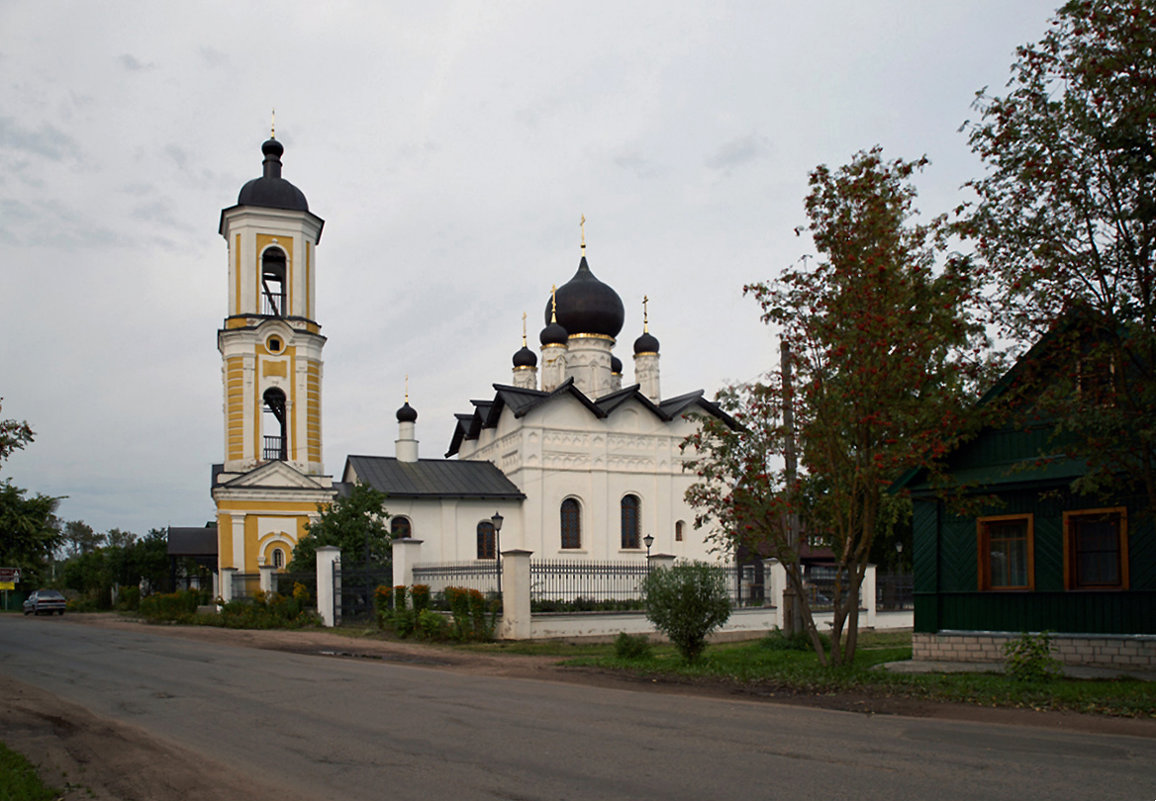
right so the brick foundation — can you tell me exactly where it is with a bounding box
[913,631,1156,669]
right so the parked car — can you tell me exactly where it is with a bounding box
[23,589,67,616]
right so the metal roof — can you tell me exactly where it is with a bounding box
[346,455,525,500]
[167,526,219,557]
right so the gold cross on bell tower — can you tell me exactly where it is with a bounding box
[580,214,586,255]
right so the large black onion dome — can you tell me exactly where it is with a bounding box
[543,257,624,338]
[540,320,568,346]
[396,401,418,423]
[634,330,660,355]
[237,138,310,212]
[610,355,623,375]
[513,345,537,368]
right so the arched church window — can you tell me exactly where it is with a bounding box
[675,520,685,542]
[391,517,412,539]
[560,498,581,549]
[261,247,287,317]
[621,495,640,549]
[272,548,285,568]
[262,387,288,460]
[477,521,496,560]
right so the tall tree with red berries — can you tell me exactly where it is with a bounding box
[686,149,991,666]
[962,0,1156,509]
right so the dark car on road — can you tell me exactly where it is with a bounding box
[23,589,67,616]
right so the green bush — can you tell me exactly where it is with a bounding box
[417,608,450,640]
[613,632,652,660]
[393,585,408,610]
[117,585,141,611]
[761,628,829,652]
[411,584,431,612]
[641,562,732,664]
[392,607,417,638]
[1004,631,1061,682]
[139,589,201,621]
[374,584,393,629]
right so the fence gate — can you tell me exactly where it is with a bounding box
[333,564,392,625]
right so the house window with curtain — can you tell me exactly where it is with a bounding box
[1064,508,1127,589]
[977,514,1034,590]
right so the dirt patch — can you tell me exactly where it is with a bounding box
[4,614,1154,800]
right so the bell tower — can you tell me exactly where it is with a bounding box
[211,134,334,580]
[217,136,326,475]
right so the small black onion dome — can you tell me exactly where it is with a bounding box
[396,401,418,423]
[237,138,310,212]
[543,257,624,338]
[610,355,623,375]
[513,345,537,368]
[539,320,568,346]
[634,330,660,355]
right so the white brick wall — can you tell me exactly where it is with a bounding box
[913,631,1156,669]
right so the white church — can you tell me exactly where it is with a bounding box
[204,136,737,577]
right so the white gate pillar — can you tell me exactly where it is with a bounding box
[766,559,785,628]
[316,546,341,627]
[392,538,424,590]
[259,564,276,595]
[498,549,533,640]
[219,567,236,604]
[863,564,877,629]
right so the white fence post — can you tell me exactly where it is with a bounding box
[498,549,533,640]
[259,564,276,595]
[219,567,236,604]
[766,559,785,629]
[316,546,340,627]
[863,563,877,629]
[392,538,423,590]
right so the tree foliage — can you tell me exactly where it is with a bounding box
[0,399,34,468]
[641,562,732,664]
[962,0,1156,507]
[0,482,61,586]
[292,482,390,572]
[686,149,990,666]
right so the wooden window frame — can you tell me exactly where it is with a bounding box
[1063,507,1128,590]
[476,521,496,560]
[976,514,1034,591]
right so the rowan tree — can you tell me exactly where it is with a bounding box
[961,0,1156,508]
[686,149,990,666]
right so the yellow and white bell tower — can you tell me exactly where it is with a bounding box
[211,135,335,577]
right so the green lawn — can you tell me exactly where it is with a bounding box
[0,743,59,801]
[464,629,1156,718]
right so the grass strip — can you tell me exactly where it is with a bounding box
[0,742,59,801]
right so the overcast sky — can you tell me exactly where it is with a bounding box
[1,1,1059,536]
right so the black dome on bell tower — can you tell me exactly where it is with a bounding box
[237,138,310,212]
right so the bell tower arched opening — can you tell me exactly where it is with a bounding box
[261,247,287,316]
[262,387,288,461]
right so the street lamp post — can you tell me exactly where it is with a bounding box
[491,511,504,595]
[643,533,654,572]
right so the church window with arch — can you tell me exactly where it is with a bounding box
[477,520,496,560]
[621,494,641,549]
[391,516,412,539]
[261,247,287,317]
[272,547,285,569]
[560,498,581,549]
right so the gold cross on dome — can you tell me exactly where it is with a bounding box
[580,214,586,252]
[521,312,527,346]
[551,285,558,323]
[404,374,409,403]
[271,108,276,139]
[643,295,650,332]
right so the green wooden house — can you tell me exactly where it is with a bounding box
[904,327,1155,667]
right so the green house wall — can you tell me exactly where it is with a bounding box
[912,416,1155,635]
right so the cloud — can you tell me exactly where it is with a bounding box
[613,150,659,179]
[704,133,769,172]
[197,46,228,67]
[0,117,75,160]
[118,53,156,72]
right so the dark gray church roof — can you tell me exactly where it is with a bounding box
[167,526,219,557]
[346,455,525,500]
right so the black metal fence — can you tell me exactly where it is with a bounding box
[876,572,914,610]
[274,571,316,602]
[231,572,261,599]
[412,562,498,595]
[334,564,393,624]
[530,559,649,605]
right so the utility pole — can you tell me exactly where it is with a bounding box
[781,338,805,637]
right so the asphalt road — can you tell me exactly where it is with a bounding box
[2,616,1153,801]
